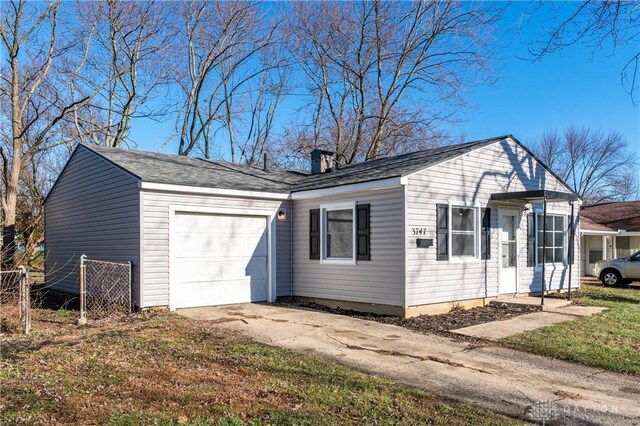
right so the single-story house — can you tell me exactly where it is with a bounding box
[580,201,640,276]
[44,135,581,317]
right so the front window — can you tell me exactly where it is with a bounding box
[451,207,476,257]
[537,214,565,264]
[325,209,353,259]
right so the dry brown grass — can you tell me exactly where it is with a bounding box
[1,310,520,425]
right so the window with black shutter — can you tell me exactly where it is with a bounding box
[436,204,449,261]
[309,209,320,259]
[356,204,370,260]
[481,208,491,260]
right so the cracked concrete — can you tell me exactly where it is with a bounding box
[179,304,640,426]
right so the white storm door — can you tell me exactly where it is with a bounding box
[499,210,519,294]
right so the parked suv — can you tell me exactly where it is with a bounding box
[593,250,640,286]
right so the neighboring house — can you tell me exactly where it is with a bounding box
[580,201,640,276]
[44,135,581,317]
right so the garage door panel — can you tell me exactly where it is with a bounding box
[171,212,269,309]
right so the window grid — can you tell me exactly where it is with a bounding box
[537,214,565,264]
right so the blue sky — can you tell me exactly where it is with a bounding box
[129,2,640,170]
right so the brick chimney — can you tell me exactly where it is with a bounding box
[310,148,335,174]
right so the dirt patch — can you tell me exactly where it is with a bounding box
[276,298,540,338]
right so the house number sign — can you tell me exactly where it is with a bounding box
[410,227,428,236]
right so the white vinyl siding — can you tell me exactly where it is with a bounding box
[292,187,404,306]
[44,146,141,303]
[405,138,580,306]
[140,190,290,308]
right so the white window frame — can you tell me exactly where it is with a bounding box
[319,200,357,265]
[534,211,567,266]
[447,201,481,262]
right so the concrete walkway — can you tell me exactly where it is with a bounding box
[179,304,640,426]
[452,305,608,341]
[491,296,573,311]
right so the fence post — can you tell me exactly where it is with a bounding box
[128,261,133,314]
[17,265,30,334]
[79,254,87,325]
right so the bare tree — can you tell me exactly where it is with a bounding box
[533,126,639,203]
[66,0,174,148]
[284,0,499,164]
[0,0,92,267]
[174,1,282,161]
[529,1,640,105]
[234,47,288,165]
[14,148,64,268]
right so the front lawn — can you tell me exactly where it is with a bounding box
[503,283,640,375]
[0,310,519,425]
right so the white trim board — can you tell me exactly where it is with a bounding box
[318,200,358,265]
[142,181,289,200]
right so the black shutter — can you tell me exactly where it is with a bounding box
[527,213,536,267]
[568,214,575,265]
[436,204,448,261]
[309,209,320,260]
[356,204,370,261]
[481,208,491,260]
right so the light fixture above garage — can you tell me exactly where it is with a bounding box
[277,209,287,221]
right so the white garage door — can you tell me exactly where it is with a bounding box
[171,212,268,309]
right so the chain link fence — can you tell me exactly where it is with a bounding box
[79,255,132,323]
[0,267,31,334]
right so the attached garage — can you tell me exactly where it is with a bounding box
[44,144,294,310]
[170,211,269,310]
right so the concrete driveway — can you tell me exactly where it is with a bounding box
[179,304,640,426]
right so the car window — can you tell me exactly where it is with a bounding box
[630,251,640,261]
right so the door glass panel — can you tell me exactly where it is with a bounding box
[507,241,517,267]
[501,215,516,268]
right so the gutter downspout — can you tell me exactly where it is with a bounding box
[290,202,294,298]
[568,201,575,301]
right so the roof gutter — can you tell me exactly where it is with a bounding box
[579,229,619,235]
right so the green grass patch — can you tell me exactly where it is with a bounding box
[0,311,519,425]
[503,284,640,374]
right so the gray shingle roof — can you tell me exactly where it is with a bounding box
[83,144,305,193]
[291,136,507,192]
[82,135,509,194]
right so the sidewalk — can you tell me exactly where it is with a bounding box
[451,305,608,341]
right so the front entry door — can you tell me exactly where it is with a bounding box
[499,210,519,294]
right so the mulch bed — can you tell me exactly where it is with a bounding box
[276,298,541,338]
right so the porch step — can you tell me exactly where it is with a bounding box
[490,296,572,311]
